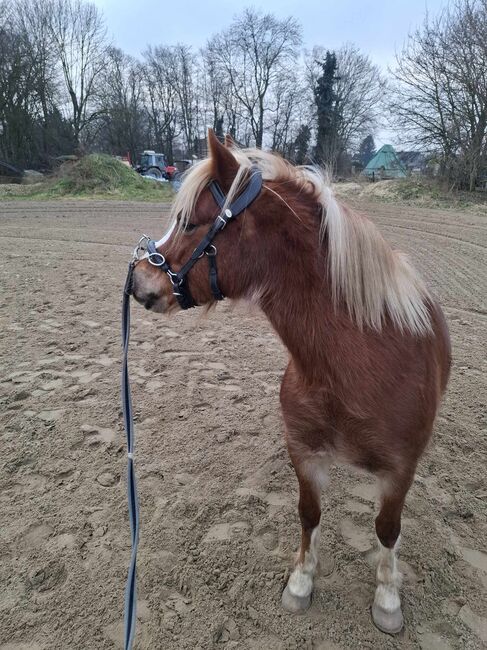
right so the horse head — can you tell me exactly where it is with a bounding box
[131,129,319,315]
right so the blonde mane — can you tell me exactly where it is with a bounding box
[170,147,431,335]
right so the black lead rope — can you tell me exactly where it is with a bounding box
[121,262,139,650]
[120,166,263,649]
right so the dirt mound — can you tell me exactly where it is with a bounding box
[51,154,174,199]
[53,154,143,194]
[334,178,487,213]
[0,154,174,201]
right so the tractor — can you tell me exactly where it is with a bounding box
[135,150,176,181]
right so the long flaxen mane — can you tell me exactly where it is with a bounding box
[171,147,431,335]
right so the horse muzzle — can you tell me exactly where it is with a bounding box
[131,260,171,313]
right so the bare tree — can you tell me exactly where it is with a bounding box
[0,3,38,165]
[13,0,59,153]
[96,47,146,161]
[0,0,73,166]
[143,44,200,158]
[207,8,302,148]
[269,71,308,155]
[390,0,487,189]
[335,45,386,153]
[170,44,197,154]
[143,46,180,162]
[46,0,107,147]
[201,43,227,134]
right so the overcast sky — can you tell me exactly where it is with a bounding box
[92,0,448,146]
[92,0,446,65]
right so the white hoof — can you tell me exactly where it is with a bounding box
[281,585,311,613]
[372,602,404,635]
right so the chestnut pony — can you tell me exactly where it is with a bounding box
[131,131,451,634]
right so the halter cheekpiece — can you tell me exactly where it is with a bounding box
[131,166,262,310]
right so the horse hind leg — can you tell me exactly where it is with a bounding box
[282,451,330,613]
[372,472,413,635]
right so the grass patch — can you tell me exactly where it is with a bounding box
[0,154,175,202]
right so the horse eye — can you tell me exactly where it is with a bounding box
[184,222,198,233]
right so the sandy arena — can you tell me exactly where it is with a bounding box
[0,199,486,649]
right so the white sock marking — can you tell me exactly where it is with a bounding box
[374,536,402,612]
[288,526,320,598]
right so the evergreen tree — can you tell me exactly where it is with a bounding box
[293,124,311,164]
[358,135,376,166]
[314,51,341,168]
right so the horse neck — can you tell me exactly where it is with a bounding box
[257,243,351,385]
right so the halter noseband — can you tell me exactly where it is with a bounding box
[132,167,263,310]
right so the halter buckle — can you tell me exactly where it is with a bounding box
[217,209,233,228]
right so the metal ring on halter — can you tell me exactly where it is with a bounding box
[148,252,167,266]
[205,244,217,257]
[132,234,151,262]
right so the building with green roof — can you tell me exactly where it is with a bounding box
[362,144,407,179]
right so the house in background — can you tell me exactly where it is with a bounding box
[397,151,427,175]
[362,144,407,180]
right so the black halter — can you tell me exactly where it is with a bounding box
[140,167,263,310]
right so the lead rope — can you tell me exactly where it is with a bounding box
[118,167,263,647]
[121,262,139,650]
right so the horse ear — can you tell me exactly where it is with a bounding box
[224,133,235,148]
[208,128,239,191]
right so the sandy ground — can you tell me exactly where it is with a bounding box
[0,199,486,650]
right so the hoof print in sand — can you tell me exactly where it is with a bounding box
[254,525,279,552]
[28,561,67,593]
[96,471,118,487]
[81,423,117,445]
[21,523,54,550]
[37,409,65,422]
[340,518,373,552]
[203,520,252,542]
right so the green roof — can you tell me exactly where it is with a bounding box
[363,144,407,178]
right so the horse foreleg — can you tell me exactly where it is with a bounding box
[282,450,329,612]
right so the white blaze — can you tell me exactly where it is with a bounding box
[155,222,176,247]
[140,222,176,260]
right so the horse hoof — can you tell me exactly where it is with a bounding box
[371,603,404,635]
[281,585,311,613]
